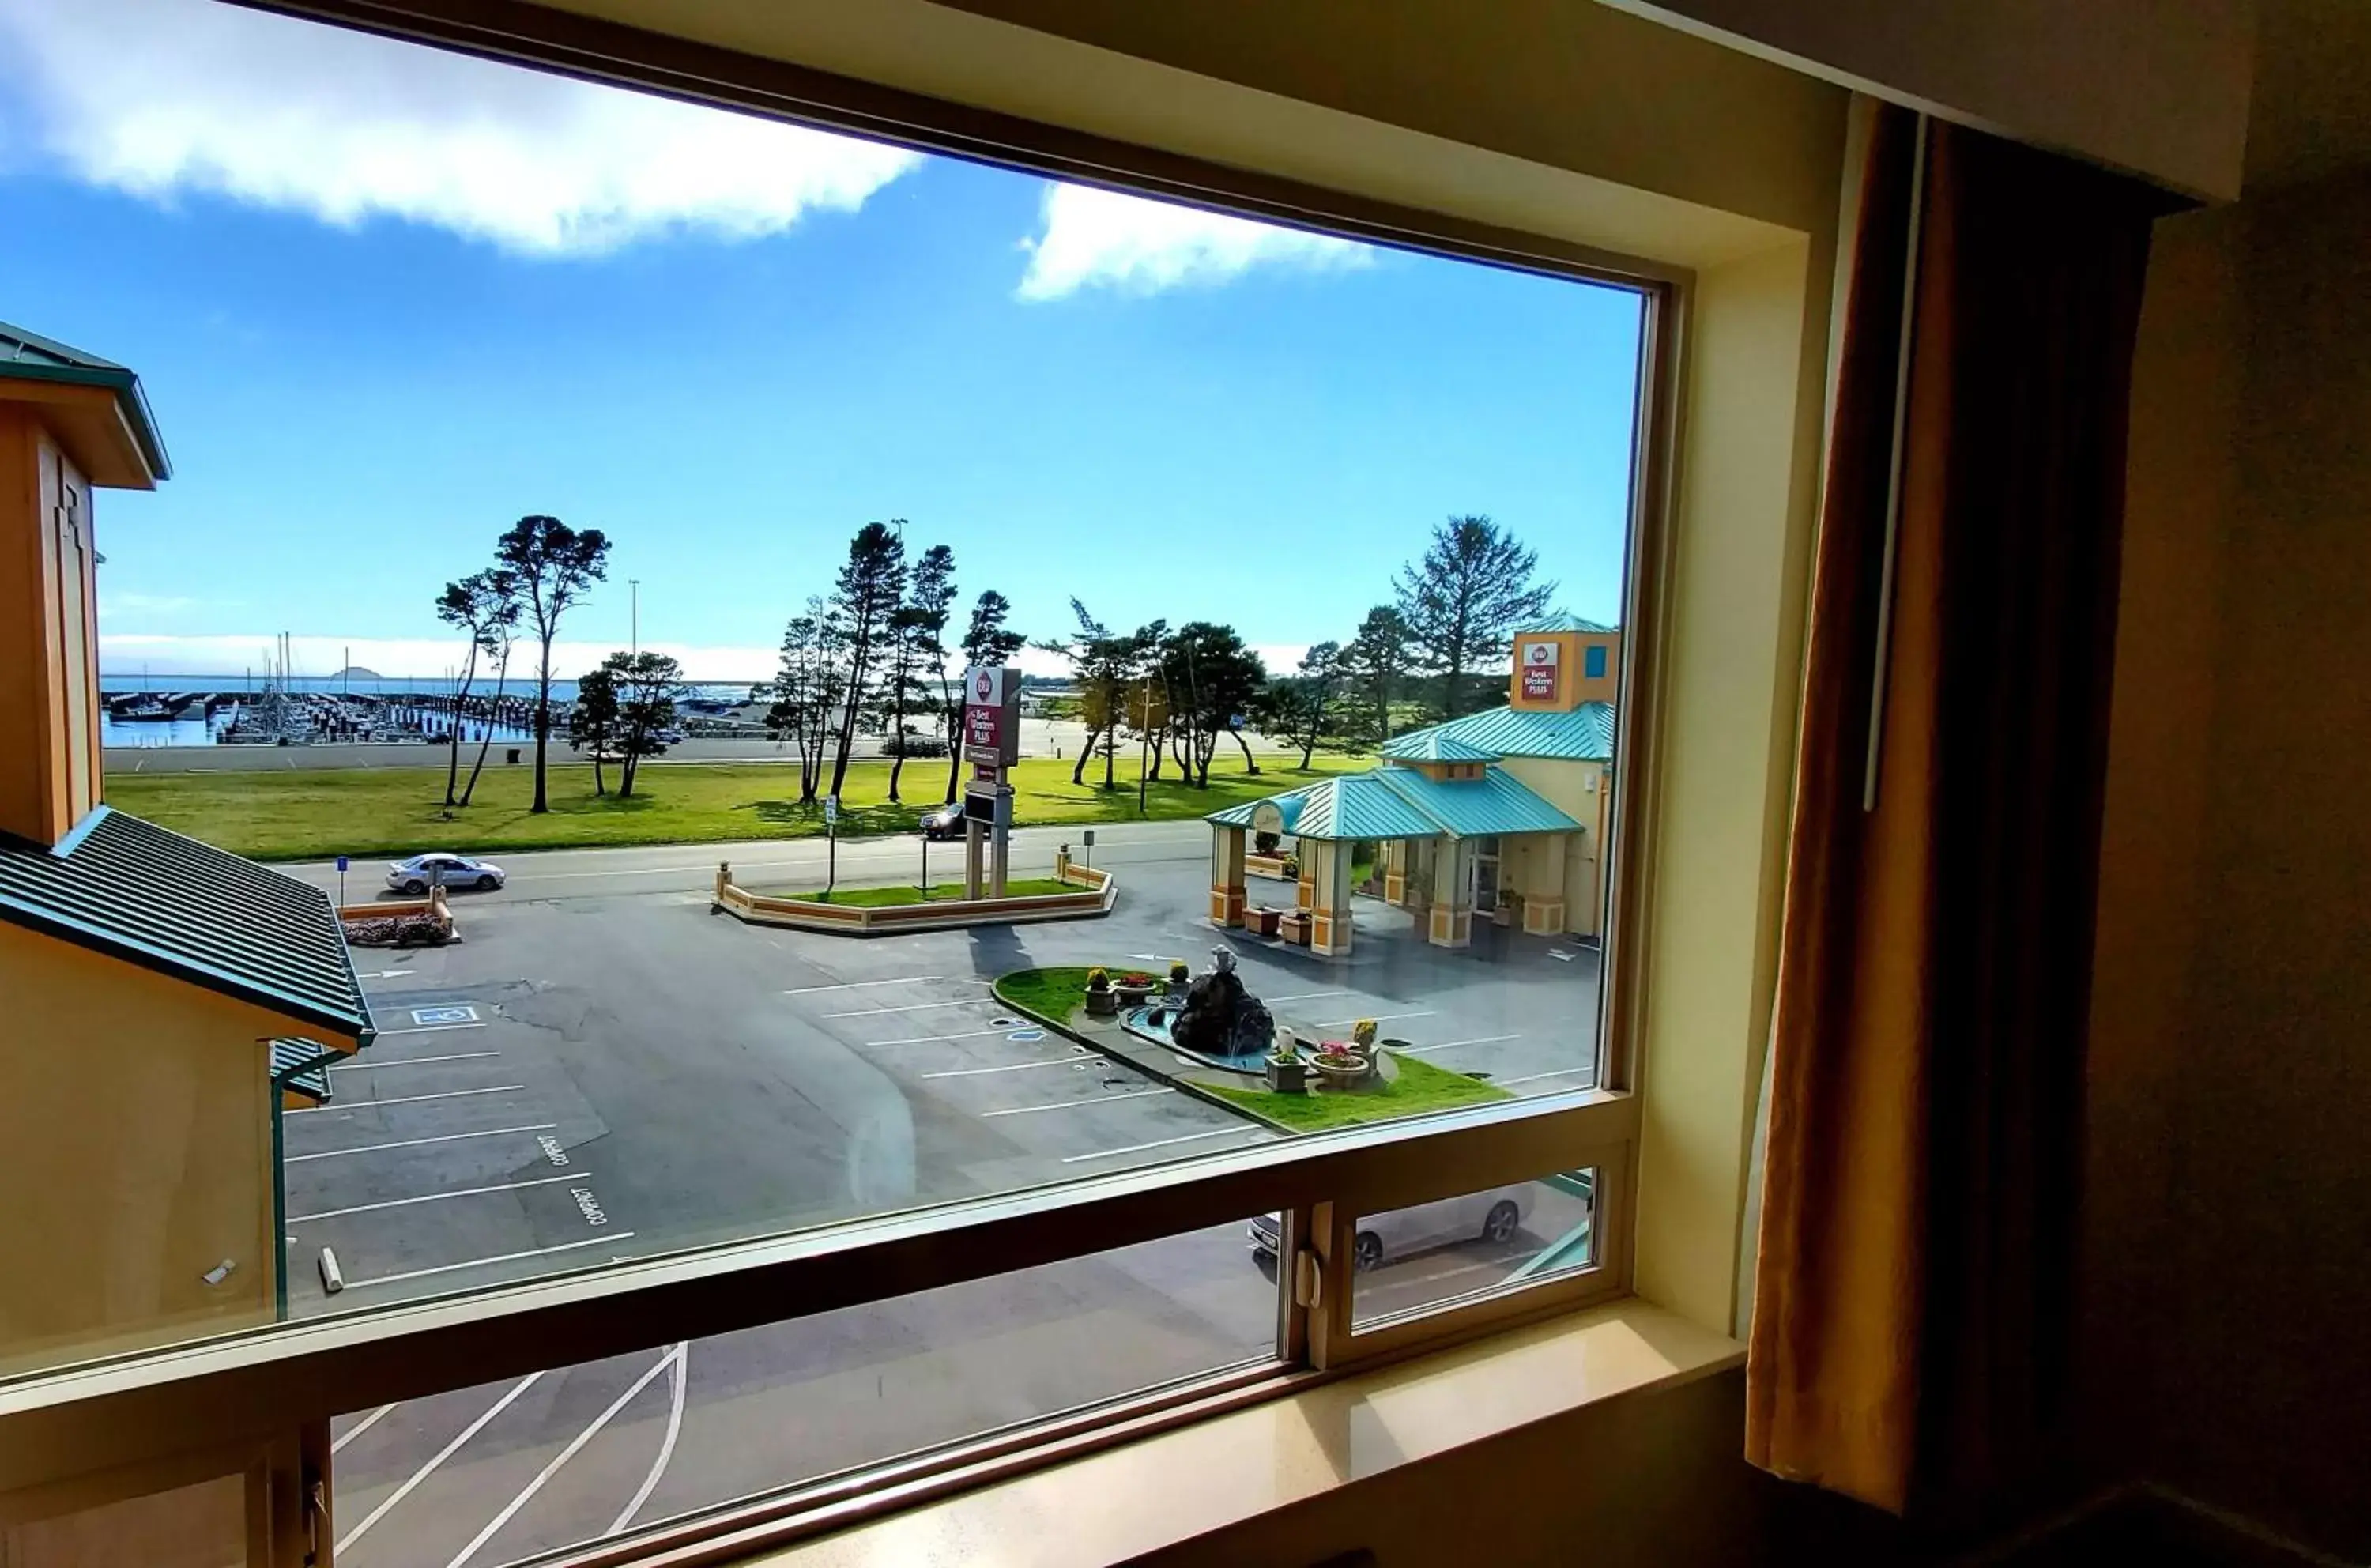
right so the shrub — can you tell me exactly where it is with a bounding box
[1253,830,1282,856]
[1281,854,1301,879]
[1118,971,1157,988]
[1087,967,1110,989]
[1351,1018,1378,1046]
[1169,959,1191,983]
[881,733,951,758]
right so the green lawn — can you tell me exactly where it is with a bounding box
[791,877,1072,907]
[102,753,1363,862]
[992,965,1099,1024]
[1202,1052,1511,1132]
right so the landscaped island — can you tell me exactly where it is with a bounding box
[992,961,1511,1133]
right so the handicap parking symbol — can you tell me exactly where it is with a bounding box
[1007,1028,1046,1044]
[410,1004,479,1027]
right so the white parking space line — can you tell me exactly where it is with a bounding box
[782,974,980,996]
[821,998,991,1019]
[981,1087,1173,1118]
[289,1173,585,1224]
[332,1051,501,1072]
[609,1344,688,1536]
[286,1123,557,1163]
[1495,1066,1596,1087]
[287,1084,524,1116]
[337,1373,545,1555]
[921,1057,1083,1079]
[442,1344,685,1568]
[870,1027,1023,1048]
[333,1402,398,1454]
[1311,1011,1438,1027]
[1393,1033,1522,1055]
[1061,1126,1261,1163]
[1264,990,1351,1003]
[345,1233,636,1291]
[379,1022,488,1037]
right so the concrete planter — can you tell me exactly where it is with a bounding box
[1311,1051,1370,1089]
[1085,986,1118,1017]
[1249,906,1283,938]
[1265,1056,1308,1094]
[1113,982,1155,1008]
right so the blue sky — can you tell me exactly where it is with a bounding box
[0,0,1641,682]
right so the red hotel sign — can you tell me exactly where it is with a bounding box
[1519,640,1560,699]
[963,665,1020,766]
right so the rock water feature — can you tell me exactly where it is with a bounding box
[1124,949,1276,1072]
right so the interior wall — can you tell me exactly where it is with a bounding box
[2085,164,2371,1562]
[1597,0,2253,200]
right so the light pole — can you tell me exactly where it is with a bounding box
[630,580,640,658]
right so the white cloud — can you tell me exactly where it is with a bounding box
[1018,183,1370,300]
[0,0,919,254]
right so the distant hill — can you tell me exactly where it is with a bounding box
[330,665,383,681]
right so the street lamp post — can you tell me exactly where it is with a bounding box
[630,579,640,658]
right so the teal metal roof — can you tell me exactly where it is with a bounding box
[1370,765,1580,837]
[1207,763,1578,842]
[1381,731,1498,763]
[1524,612,1616,634]
[1207,787,1309,833]
[0,320,171,480]
[1383,701,1615,763]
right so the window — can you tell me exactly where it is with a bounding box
[0,0,1713,1558]
[1585,645,1610,679]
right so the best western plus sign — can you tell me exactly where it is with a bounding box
[964,668,1005,752]
[1520,639,1560,699]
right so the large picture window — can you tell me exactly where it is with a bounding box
[0,0,1678,1560]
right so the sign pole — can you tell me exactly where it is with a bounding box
[336,854,349,908]
[824,794,839,895]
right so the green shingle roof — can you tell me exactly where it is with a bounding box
[1208,763,1579,842]
[0,807,372,1038]
[270,1038,341,1106]
[1525,612,1616,634]
[0,320,171,481]
[1383,702,1615,763]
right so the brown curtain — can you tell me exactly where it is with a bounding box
[1745,107,2162,1518]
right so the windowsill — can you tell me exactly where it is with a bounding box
[738,1298,1743,1567]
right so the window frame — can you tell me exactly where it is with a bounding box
[0,1,1706,1559]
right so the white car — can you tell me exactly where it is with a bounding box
[386,853,507,894]
[1247,1185,1529,1272]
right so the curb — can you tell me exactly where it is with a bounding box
[990,978,1298,1136]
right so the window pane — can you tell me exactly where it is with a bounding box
[2,0,1635,1381]
[326,1222,1274,1566]
[1348,1170,1597,1329]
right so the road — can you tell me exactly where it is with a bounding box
[281,819,1214,905]
[285,831,1599,1563]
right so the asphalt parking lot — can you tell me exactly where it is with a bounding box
[297,835,1601,1563]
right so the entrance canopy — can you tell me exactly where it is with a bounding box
[1206,761,1578,842]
